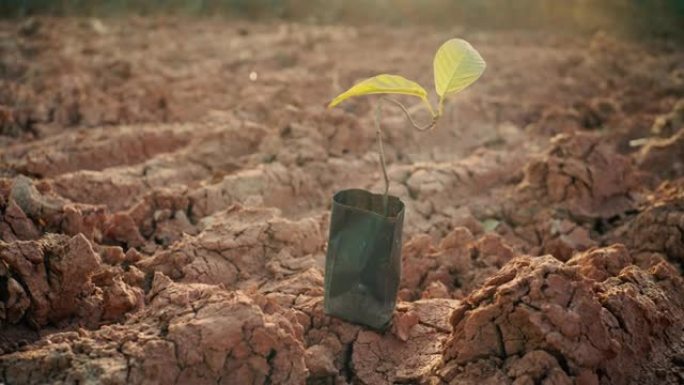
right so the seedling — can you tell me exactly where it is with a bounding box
[329,38,486,207]
[323,39,485,329]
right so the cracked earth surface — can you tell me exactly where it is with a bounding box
[0,17,683,385]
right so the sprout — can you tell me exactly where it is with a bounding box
[328,38,486,210]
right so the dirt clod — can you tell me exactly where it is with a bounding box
[435,249,684,385]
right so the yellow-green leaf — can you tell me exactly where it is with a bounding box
[433,39,486,100]
[328,74,428,108]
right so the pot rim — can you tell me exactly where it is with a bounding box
[332,188,405,220]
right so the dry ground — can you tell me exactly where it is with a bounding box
[0,16,683,384]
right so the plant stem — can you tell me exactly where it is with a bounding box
[374,97,439,216]
[374,101,390,216]
[383,97,438,132]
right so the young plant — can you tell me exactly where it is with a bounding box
[328,38,486,210]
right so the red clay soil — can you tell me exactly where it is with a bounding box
[0,17,683,385]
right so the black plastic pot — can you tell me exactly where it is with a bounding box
[323,188,405,330]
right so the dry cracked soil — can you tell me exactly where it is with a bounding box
[0,16,683,385]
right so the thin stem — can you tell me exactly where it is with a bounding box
[374,102,390,215]
[373,97,438,215]
[383,97,437,132]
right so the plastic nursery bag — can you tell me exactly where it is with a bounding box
[324,189,405,330]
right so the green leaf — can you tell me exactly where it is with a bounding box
[328,74,428,108]
[433,39,486,101]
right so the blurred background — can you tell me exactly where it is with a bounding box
[0,0,682,176]
[1,0,683,38]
